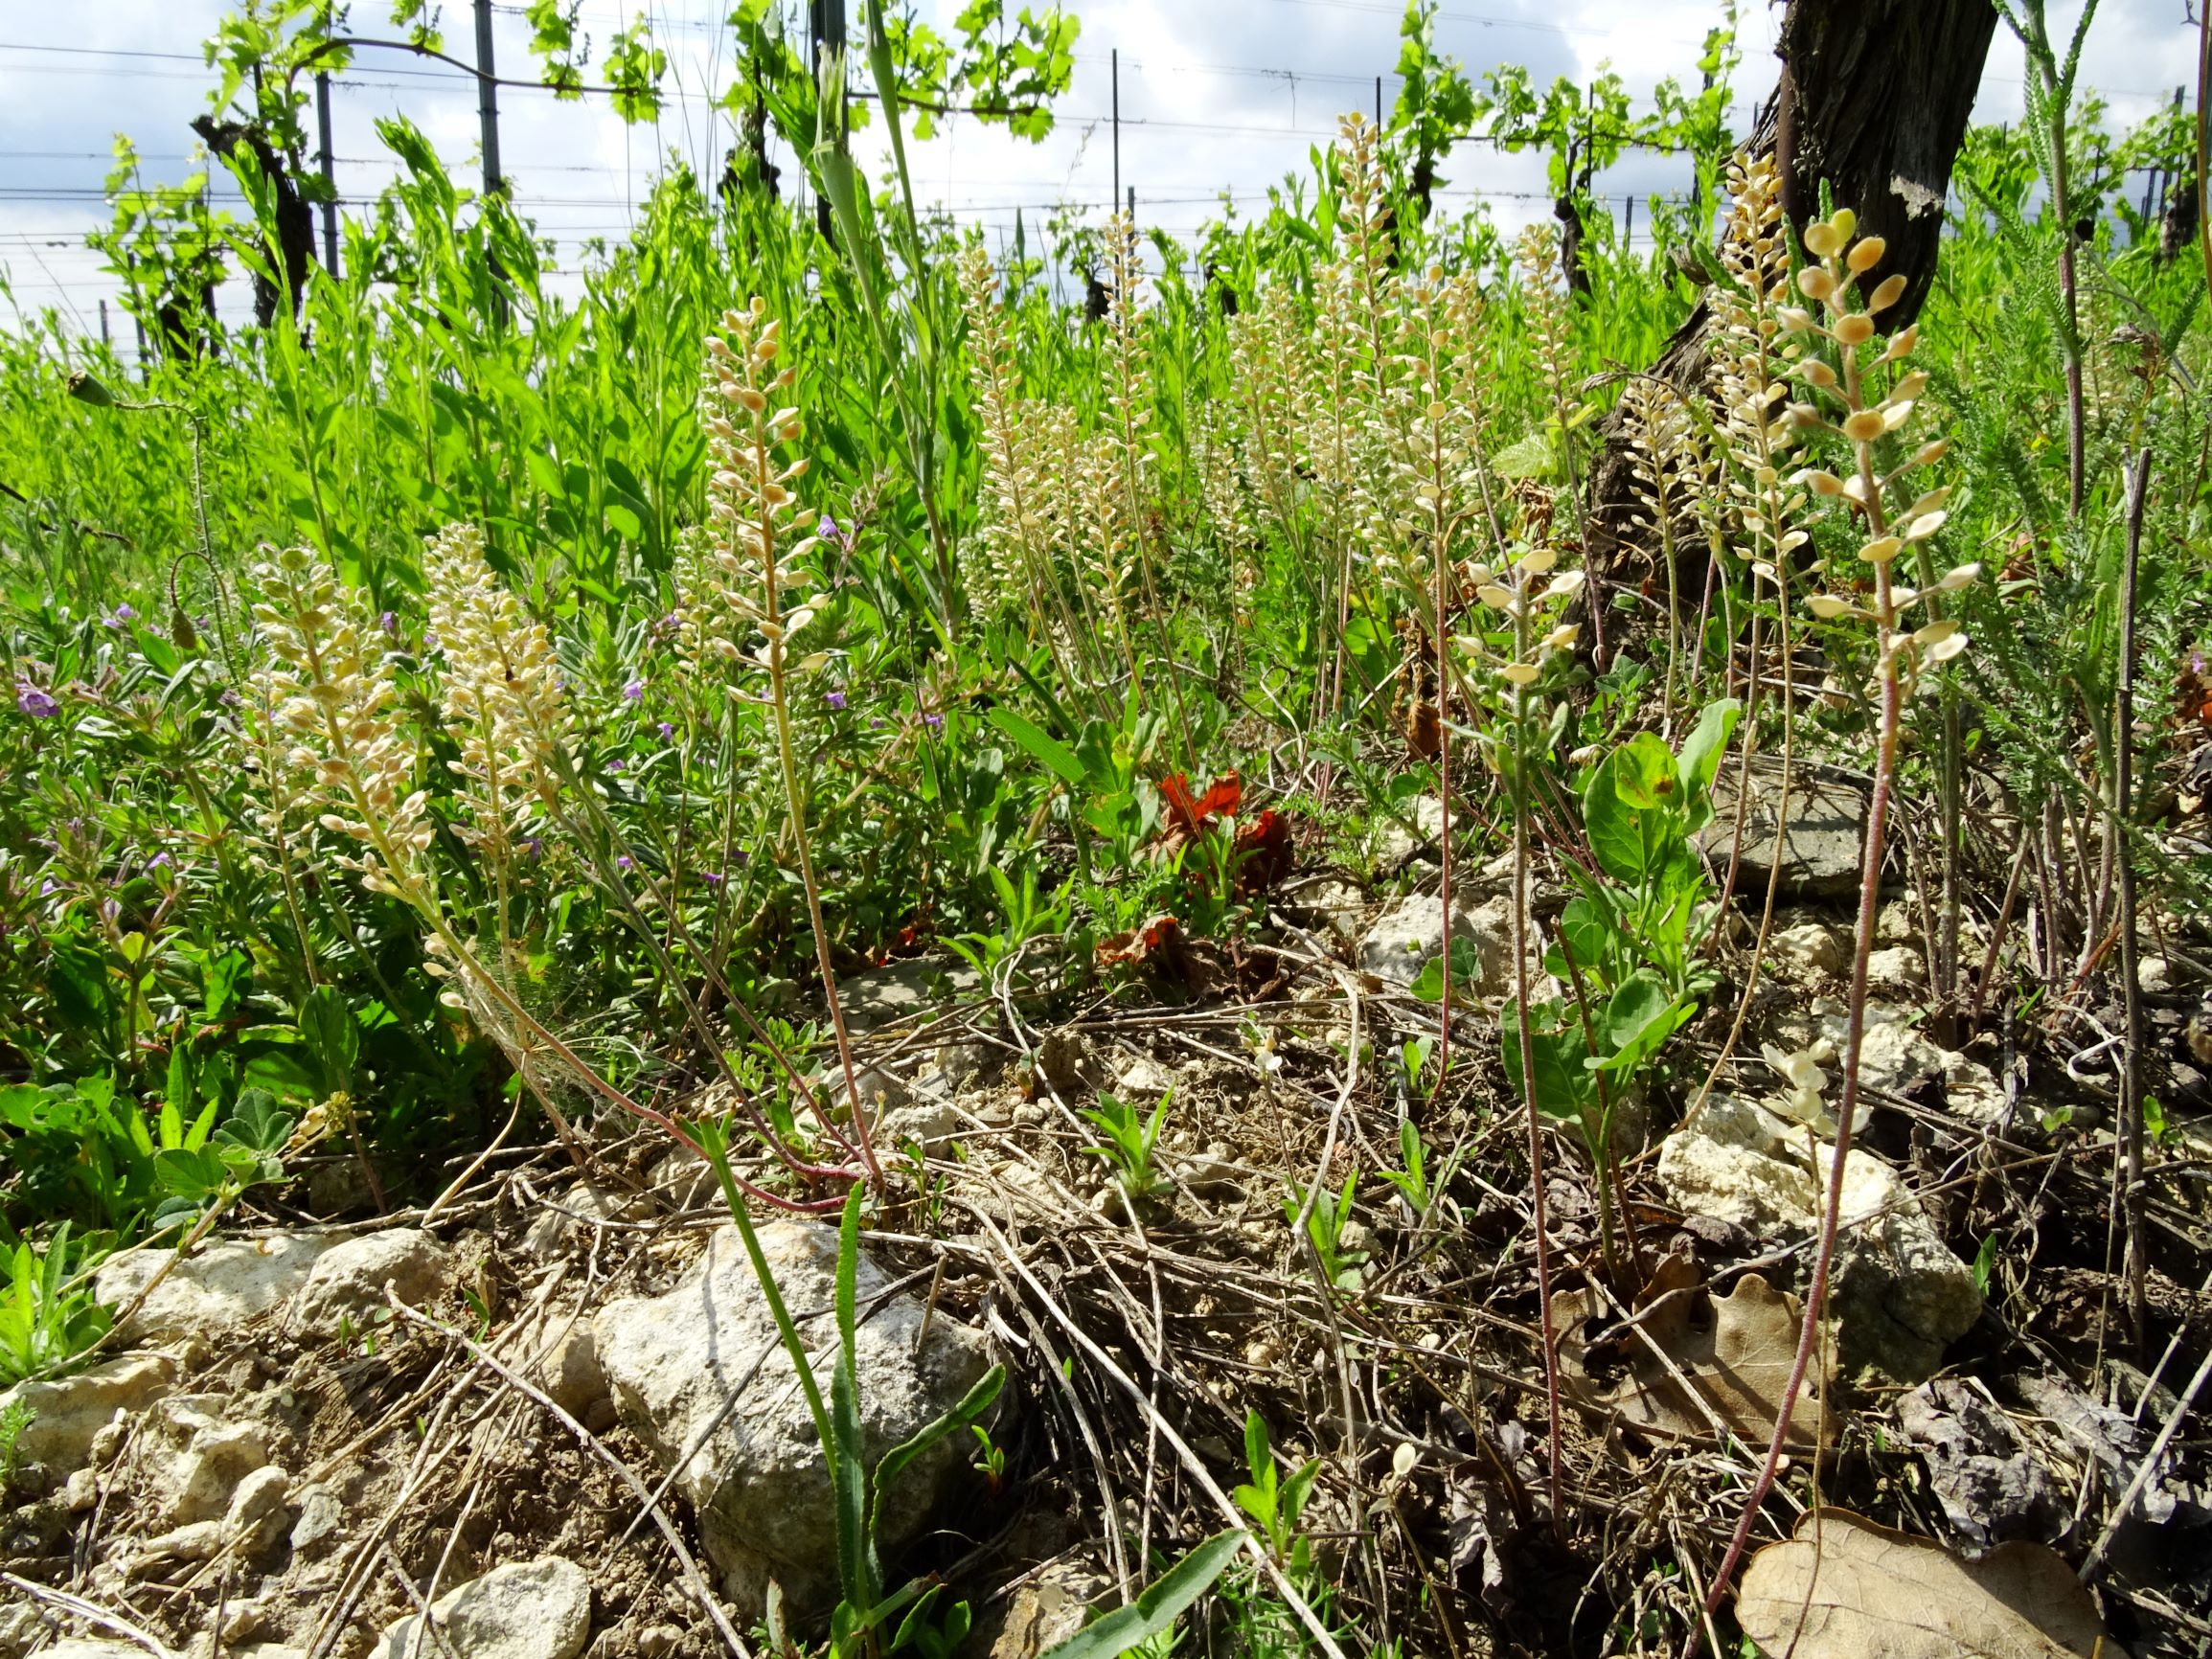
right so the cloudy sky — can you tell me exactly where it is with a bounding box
[1,0,2194,339]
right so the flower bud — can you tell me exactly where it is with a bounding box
[1797,267,1838,303]
[1803,222,1842,259]
[1833,314,1875,347]
[1867,273,1907,313]
[1842,410,1887,443]
[1845,236,1886,273]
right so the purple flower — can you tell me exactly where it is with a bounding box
[219,688,242,708]
[623,677,646,703]
[702,871,724,885]
[825,691,847,711]
[38,878,57,897]
[101,898,120,923]
[14,681,57,718]
[657,720,674,739]
[379,611,399,635]
[870,716,885,729]
[923,713,945,730]
[147,852,171,872]
[606,758,626,774]
[616,854,634,871]
[103,603,136,629]
[522,837,544,859]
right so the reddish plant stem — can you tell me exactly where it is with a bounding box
[1509,667,1567,1528]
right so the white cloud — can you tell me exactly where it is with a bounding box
[0,0,2192,335]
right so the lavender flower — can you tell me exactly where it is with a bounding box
[658,720,675,739]
[14,681,57,718]
[624,677,646,703]
[702,871,724,885]
[616,854,634,871]
[825,690,847,711]
[379,611,399,635]
[37,878,56,897]
[147,852,171,872]
[606,758,626,774]
[103,603,137,629]
[923,713,945,730]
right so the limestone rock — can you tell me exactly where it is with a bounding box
[1818,1000,2006,1123]
[525,1314,607,1417]
[225,1464,292,1555]
[1866,945,1924,992]
[1770,921,1846,979]
[834,959,981,1033]
[0,1352,176,1474]
[1657,1094,1981,1384]
[1697,765,1867,899]
[1357,892,1507,995]
[1371,795,1447,869]
[977,1558,1112,1658]
[94,1233,335,1345]
[1287,877,1367,946]
[143,1395,272,1527]
[289,1481,344,1554]
[377,1557,592,1659]
[522,1184,621,1257]
[882,1099,964,1155]
[287,1228,452,1333]
[593,1221,994,1616]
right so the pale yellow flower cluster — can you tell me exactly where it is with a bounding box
[1780,208,1979,683]
[696,299,823,676]
[249,542,430,898]
[423,522,568,861]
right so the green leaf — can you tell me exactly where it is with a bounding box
[1499,1002,1597,1123]
[1038,1530,1247,1659]
[1676,696,1742,829]
[987,707,1085,787]
[1594,971,1690,1077]
[1609,732,1679,810]
[1584,755,1660,884]
[299,985,359,1097]
[871,1365,1006,1541]
[830,1185,872,1608]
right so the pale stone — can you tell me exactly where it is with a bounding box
[1357,892,1508,995]
[1656,1091,1980,1383]
[377,1557,592,1659]
[0,1352,176,1474]
[144,1395,272,1527]
[834,959,981,1033]
[1866,945,1924,992]
[1770,921,1846,978]
[94,1233,336,1344]
[287,1229,453,1334]
[593,1221,993,1617]
[1697,766,1867,898]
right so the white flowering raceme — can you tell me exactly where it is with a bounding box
[692,299,824,678]
[1780,208,1979,690]
[249,542,431,898]
[423,523,567,862]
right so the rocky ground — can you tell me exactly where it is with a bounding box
[5,781,2209,1658]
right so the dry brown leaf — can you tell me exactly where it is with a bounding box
[1737,1508,2126,1659]
[1555,1270,1833,1446]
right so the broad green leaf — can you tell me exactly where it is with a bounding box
[987,706,1085,787]
[1677,696,1743,829]
[1609,732,1679,810]
[1038,1530,1246,1659]
[1499,1002,1597,1123]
